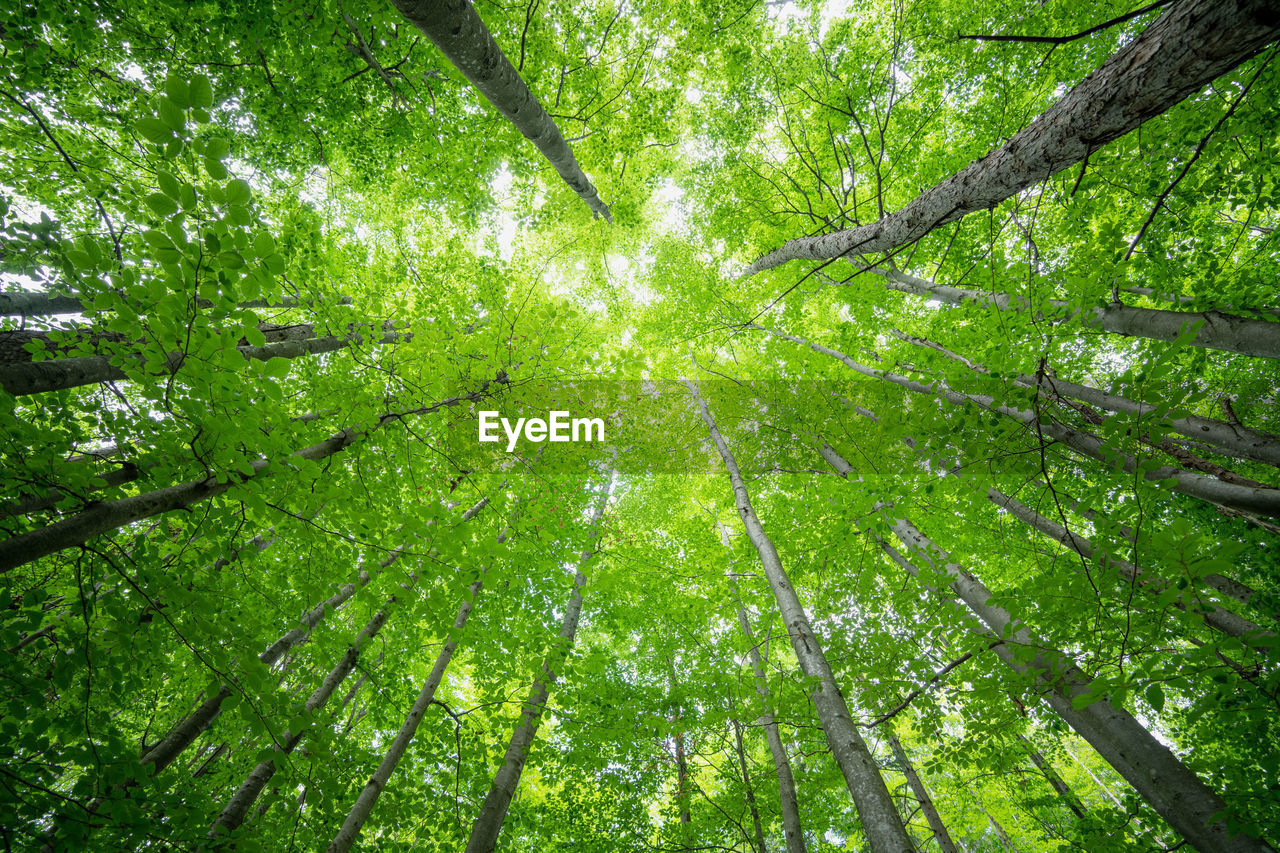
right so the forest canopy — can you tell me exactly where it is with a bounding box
[2,0,1279,851]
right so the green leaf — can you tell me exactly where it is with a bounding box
[204,156,228,180]
[164,75,190,108]
[205,137,230,160]
[264,357,291,379]
[158,96,185,132]
[189,74,214,109]
[145,193,178,217]
[225,179,252,206]
[135,117,173,145]
[1146,683,1165,713]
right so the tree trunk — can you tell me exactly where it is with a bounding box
[732,715,769,853]
[327,517,512,853]
[987,487,1273,648]
[730,576,808,853]
[889,327,1280,469]
[878,520,1272,853]
[206,604,393,843]
[0,291,351,318]
[0,322,320,365]
[0,410,334,521]
[0,389,485,573]
[689,381,915,853]
[741,0,1280,276]
[869,267,1280,359]
[390,0,611,221]
[1018,735,1087,820]
[462,473,612,853]
[758,325,1280,517]
[667,655,692,828]
[887,731,961,853]
[0,329,404,396]
[1058,491,1271,617]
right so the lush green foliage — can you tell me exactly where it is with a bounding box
[1,0,1278,850]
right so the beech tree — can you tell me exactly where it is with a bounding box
[3,0,1279,851]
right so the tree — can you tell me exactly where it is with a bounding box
[3,0,1279,850]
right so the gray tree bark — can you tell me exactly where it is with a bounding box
[462,473,613,853]
[878,520,1273,853]
[0,290,350,317]
[889,328,1280,469]
[390,0,611,221]
[742,0,1280,276]
[887,731,961,853]
[206,604,393,843]
[327,517,512,853]
[732,715,769,853]
[689,381,916,853]
[756,324,1280,516]
[987,487,1274,648]
[729,575,808,853]
[868,266,1280,360]
[0,329,405,396]
[1018,735,1087,820]
[0,389,485,573]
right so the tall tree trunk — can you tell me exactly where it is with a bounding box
[877,520,1272,853]
[0,410,334,521]
[741,0,1280,276]
[0,329,404,396]
[887,731,961,853]
[757,324,1280,516]
[0,291,351,318]
[327,516,514,853]
[1057,490,1271,617]
[0,388,488,573]
[889,328,1280,469]
[390,0,611,221]
[1018,735,1087,820]
[868,267,1280,359]
[0,322,321,365]
[987,487,1273,648]
[205,603,394,843]
[667,655,692,827]
[462,473,613,853]
[732,715,769,853]
[729,575,808,853]
[689,381,916,853]
[969,789,1017,853]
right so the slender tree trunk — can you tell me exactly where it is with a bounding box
[390,0,611,221]
[741,0,1280,276]
[327,515,513,853]
[1017,735,1087,820]
[729,576,808,853]
[732,715,769,853]
[0,329,405,396]
[0,388,487,573]
[868,266,1280,359]
[0,411,333,521]
[689,381,915,853]
[206,604,394,843]
[878,521,1272,853]
[887,731,961,853]
[1059,491,1272,617]
[462,473,613,853]
[667,655,692,827]
[757,325,1280,516]
[890,328,1280,468]
[969,790,1016,853]
[0,291,351,317]
[987,488,1273,647]
[0,322,321,365]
